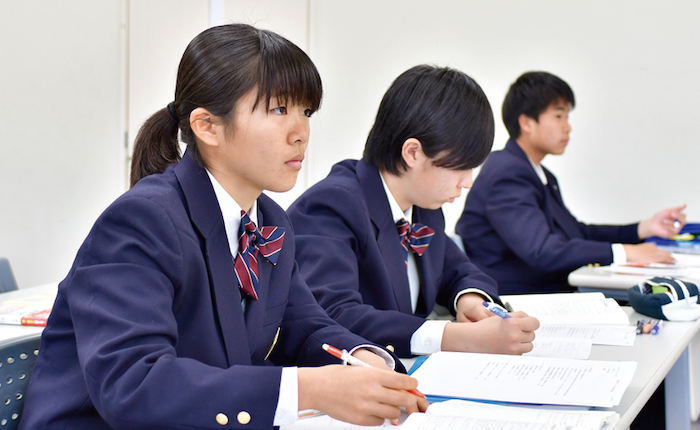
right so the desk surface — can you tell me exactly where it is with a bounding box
[0,283,57,343]
[569,252,700,292]
[603,308,700,429]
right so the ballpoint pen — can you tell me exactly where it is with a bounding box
[483,301,511,319]
[321,344,425,398]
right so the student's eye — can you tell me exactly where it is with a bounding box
[271,106,287,115]
[303,109,314,118]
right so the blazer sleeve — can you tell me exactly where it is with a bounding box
[289,185,427,357]
[484,168,618,274]
[269,233,400,369]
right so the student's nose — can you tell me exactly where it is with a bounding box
[564,120,572,134]
[458,169,473,189]
[289,109,310,147]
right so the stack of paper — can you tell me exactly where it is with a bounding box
[606,262,687,277]
[502,292,636,359]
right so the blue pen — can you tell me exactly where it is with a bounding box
[483,301,511,318]
[651,320,662,335]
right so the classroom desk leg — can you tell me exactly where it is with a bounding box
[666,348,691,430]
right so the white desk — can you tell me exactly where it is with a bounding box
[569,254,700,428]
[602,308,700,430]
[568,253,700,301]
[0,283,57,343]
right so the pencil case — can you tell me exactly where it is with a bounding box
[627,276,700,321]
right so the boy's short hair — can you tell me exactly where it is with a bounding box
[363,65,494,175]
[502,71,575,139]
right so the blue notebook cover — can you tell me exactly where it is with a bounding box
[647,223,700,254]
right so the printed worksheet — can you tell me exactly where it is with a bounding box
[411,351,636,408]
[536,324,636,346]
[501,292,629,325]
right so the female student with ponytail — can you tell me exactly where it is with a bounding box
[19,24,425,430]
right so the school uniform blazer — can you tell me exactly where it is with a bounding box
[287,159,499,358]
[456,139,641,295]
[19,150,374,430]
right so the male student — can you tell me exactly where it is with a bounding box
[456,71,686,295]
[287,65,539,359]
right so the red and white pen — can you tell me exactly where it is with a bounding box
[321,343,425,398]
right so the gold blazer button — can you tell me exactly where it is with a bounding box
[237,411,251,425]
[215,413,229,425]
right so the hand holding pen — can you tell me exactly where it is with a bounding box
[315,344,426,425]
[297,346,426,426]
[483,301,511,318]
[322,344,425,398]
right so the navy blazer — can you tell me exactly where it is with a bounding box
[287,159,499,358]
[20,150,373,430]
[456,139,640,295]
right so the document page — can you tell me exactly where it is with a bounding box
[536,324,636,346]
[402,399,619,430]
[411,351,636,408]
[501,292,629,325]
[525,336,592,359]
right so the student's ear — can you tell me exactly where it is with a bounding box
[401,138,425,169]
[518,113,536,136]
[189,107,221,148]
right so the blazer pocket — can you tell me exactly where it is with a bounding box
[263,300,287,326]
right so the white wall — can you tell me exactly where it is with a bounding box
[2,0,698,288]
[0,0,127,288]
[308,0,700,232]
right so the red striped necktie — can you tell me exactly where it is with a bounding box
[234,210,285,300]
[396,218,435,265]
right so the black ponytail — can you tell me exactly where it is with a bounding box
[130,107,181,188]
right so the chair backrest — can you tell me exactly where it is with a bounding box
[0,259,18,293]
[0,334,41,429]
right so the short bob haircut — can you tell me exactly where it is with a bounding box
[363,65,494,175]
[502,71,575,139]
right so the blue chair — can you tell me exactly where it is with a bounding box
[0,259,18,293]
[0,334,41,429]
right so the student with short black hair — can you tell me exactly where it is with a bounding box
[19,24,425,430]
[288,65,539,359]
[456,71,686,295]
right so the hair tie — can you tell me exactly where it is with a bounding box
[166,102,178,123]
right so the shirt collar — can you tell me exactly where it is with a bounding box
[206,170,258,256]
[379,171,413,223]
[526,156,548,185]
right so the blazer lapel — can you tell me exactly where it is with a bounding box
[357,160,413,313]
[174,150,251,365]
[543,169,583,239]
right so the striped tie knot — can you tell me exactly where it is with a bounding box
[234,210,286,300]
[396,218,435,264]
